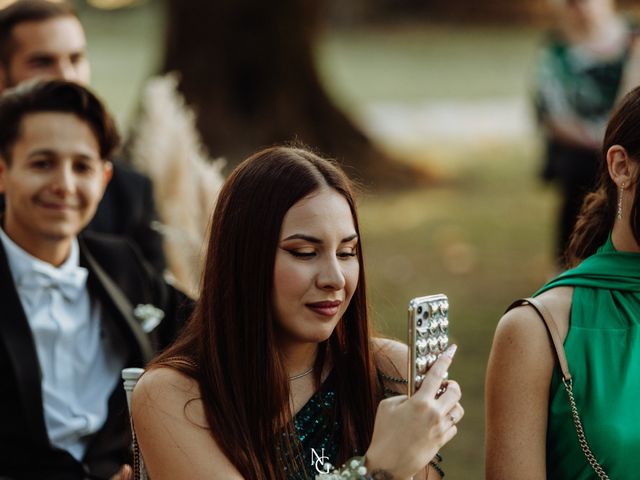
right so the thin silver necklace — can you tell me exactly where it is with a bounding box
[289,367,313,381]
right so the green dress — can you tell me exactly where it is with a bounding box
[535,236,640,478]
[280,371,344,480]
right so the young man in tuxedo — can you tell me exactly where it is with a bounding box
[0,80,190,479]
[0,0,166,274]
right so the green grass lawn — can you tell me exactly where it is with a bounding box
[317,23,540,104]
[82,7,558,476]
[359,141,558,478]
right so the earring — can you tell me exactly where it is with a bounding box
[617,182,626,220]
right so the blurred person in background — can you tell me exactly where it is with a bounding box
[486,86,640,479]
[0,0,166,274]
[533,0,640,268]
[0,79,190,479]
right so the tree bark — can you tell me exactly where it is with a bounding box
[163,0,425,186]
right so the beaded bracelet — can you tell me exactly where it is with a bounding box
[315,456,393,480]
[429,457,445,478]
[314,453,445,480]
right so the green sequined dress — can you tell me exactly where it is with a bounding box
[282,371,342,480]
[535,236,640,478]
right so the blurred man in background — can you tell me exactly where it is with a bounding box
[0,0,166,274]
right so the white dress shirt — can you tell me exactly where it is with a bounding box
[0,227,126,461]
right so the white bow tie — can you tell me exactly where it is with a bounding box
[18,263,89,302]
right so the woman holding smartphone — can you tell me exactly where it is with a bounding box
[132,146,463,479]
[486,87,640,479]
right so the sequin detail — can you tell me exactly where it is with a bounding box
[279,372,341,479]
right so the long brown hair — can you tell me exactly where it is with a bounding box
[151,146,380,478]
[567,85,640,266]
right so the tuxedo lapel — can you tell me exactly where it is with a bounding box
[0,242,49,446]
[79,241,154,363]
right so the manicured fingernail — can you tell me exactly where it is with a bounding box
[444,344,457,358]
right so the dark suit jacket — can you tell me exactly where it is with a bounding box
[87,160,166,274]
[0,232,192,480]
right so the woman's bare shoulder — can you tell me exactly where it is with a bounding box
[373,336,407,353]
[372,337,409,389]
[501,286,573,342]
[487,285,575,402]
[487,289,572,396]
[373,337,408,364]
[133,366,200,406]
[132,367,243,479]
[132,366,208,431]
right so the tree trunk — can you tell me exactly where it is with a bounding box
[163,0,425,186]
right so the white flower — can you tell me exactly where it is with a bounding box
[133,303,165,333]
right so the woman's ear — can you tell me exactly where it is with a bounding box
[607,145,637,188]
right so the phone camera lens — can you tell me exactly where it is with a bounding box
[417,319,423,327]
[417,306,423,314]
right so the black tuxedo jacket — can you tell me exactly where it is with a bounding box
[87,160,166,275]
[0,232,192,480]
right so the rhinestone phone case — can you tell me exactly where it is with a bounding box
[407,294,449,396]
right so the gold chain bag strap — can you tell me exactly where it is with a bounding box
[131,428,146,480]
[506,298,609,480]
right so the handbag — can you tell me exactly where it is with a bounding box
[507,298,610,480]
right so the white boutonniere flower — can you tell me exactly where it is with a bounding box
[133,303,165,333]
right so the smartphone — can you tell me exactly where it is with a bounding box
[407,294,449,396]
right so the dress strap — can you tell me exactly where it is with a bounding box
[505,297,571,381]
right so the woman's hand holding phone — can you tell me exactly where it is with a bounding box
[365,345,463,480]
